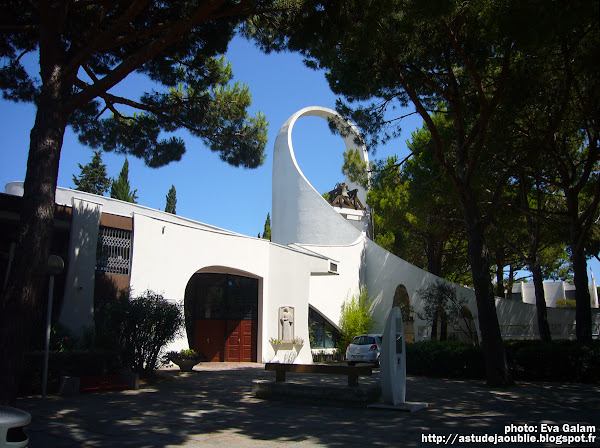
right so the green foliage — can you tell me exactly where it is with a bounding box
[407,340,600,383]
[164,349,203,362]
[336,288,375,350]
[505,340,600,383]
[49,323,77,352]
[19,349,123,395]
[407,341,485,379]
[72,150,112,195]
[416,280,477,343]
[556,299,577,308]
[261,212,271,240]
[165,185,177,214]
[1,3,274,169]
[94,290,183,377]
[341,148,370,189]
[110,159,138,203]
[362,120,470,283]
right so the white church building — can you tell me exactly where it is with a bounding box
[2,107,598,364]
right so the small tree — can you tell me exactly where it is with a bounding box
[417,280,477,344]
[94,290,183,377]
[165,185,177,214]
[336,288,375,351]
[72,150,111,196]
[261,212,271,240]
[111,159,138,203]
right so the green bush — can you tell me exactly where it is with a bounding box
[94,290,183,377]
[407,341,485,379]
[336,288,375,351]
[405,340,600,383]
[505,340,600,383]
[19,349,122,395]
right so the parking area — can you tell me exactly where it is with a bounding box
[15,363,600,447]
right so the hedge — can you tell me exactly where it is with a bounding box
[406,340,600,383]
[19,349,123,396]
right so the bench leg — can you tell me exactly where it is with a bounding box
[276,371,286,382]
[348,375,358,387]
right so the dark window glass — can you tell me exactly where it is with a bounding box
[309,307,341,348]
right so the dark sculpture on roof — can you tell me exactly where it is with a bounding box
[326,183,365,210]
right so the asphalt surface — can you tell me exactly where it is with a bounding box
[14,362,600,447]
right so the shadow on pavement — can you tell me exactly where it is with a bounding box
[17,364,600,447]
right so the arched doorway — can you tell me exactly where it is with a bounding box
[392,284,414,343]
[184,270,259,362]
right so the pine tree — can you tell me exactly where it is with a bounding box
[165,185,177,214]
[0,1,281,404]
[72,150,111,196]
[110,159,138,203]
[262,213,271,241]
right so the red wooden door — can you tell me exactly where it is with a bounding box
[194,320,226,362]
[226,320,242,362]
[225,320,256,362]
[241,320,257,362]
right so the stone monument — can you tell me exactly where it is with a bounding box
[369,306,427,412]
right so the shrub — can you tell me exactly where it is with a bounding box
[336,287,375,351]
[19,349,122,395]
[406,341,485,379]
[94,290,183,377]
[505,340,600,383]
[405,340,600,383]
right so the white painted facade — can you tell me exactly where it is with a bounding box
[512,281,599,309]
[5,107,600,365]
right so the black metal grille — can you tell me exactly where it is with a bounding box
[96,226,132,275]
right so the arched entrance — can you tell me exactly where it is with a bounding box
[184,270,259,362]
[393,284,414,343]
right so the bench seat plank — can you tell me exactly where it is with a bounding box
[265,363,372,387]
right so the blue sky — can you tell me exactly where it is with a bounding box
[1,33,597,286]
[0,35,412,237]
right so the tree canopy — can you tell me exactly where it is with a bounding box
[165,185,177,214]
[251,0,599,385]
[0,0,283,405]
[111,159,138,203]
[72,150,111,195]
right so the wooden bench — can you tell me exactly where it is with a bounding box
[265,363,372,387]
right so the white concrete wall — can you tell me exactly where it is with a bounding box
[272,107,371,246]
[129,213,330,363]
[299,237,366,328]
[363,239,480,339]
[59,197,103,337]
[514,280,599,309]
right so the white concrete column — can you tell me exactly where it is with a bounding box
[59,197,103,338]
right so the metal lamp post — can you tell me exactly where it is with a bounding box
[42,255,64,399]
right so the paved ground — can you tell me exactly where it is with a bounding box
[14,363,600,447]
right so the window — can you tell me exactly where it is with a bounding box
[309,307,341,348]
[96,226,132,275]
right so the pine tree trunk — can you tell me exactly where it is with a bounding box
[530,259,551,342]
[0,78,69,405]
[572,247,592,342]
[496,250,505,298]
[461,190,513,386]
[566,192,593,342]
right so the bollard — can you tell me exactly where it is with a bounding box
[0,406,31,448]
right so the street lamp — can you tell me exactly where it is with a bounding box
[42,255,64,399]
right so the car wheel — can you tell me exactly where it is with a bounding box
[347,361,356,366]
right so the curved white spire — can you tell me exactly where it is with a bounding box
[272,106,370,246]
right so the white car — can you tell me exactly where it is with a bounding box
[346,334,382,367]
